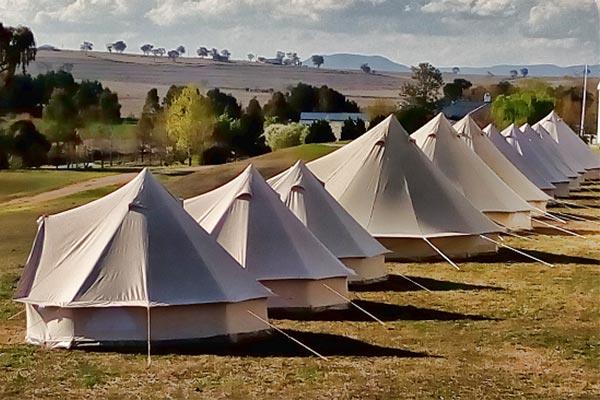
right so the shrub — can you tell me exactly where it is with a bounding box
[202,146,230,165]
[263,123,308,150]
[304,120,335,143]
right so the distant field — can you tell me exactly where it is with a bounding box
[0,177,598,398]
[0,170,115,203]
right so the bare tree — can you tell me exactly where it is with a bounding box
[106,43,113,53]
[197,47,209,58]
[247,53,255,62]
[80,41,93,53]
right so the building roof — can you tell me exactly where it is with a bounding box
[442,101,489,121]
[300,112,367,122]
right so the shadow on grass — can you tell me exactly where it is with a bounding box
[351,275,503,293]
[470,248,600,265]
[82,329,432,358]
[270,300,497,323]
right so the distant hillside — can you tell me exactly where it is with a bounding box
[304,53,599,77]
[440,64,600,78]
[304,54,410,73]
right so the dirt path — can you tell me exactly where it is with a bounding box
[0,173,137,207]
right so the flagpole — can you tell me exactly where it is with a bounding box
[579,64,588,137]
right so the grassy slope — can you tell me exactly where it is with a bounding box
[0,170,115,203]
[0,176,598,398]
[166,144,338,199]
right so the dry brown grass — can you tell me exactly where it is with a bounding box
[0,176,598,399]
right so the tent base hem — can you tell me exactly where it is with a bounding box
[261,277,350,310]
[341,255,387,284]
[552,182,571,198]
[377,234,499,261]
[24,300,269,349]
[484,210,532,231]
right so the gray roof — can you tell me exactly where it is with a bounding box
[300,112,367,122]
[442,101,489,121]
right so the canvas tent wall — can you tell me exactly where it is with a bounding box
[454,115,551,212]
[307,115,502,260]
[501,124,571,198]
[538,111,600,180]
[483,124,557,197]
[520,123,581,190]
[184,165,353,311]
[533,123,587,177]
[268,161,389,283]
[411,113,533,230]
[14,169,271,349]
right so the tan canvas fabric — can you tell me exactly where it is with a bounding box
[14,169,270,308]
[454,116,550,205]
[539,111,600,171]
[533,123,587,175]
[483,124,556,192]
[520,124,579,186]
[501,124,570,186]
[411,113,532,214]
[268,161,388,259]
[184,165,353,282]
[307,115,501,239]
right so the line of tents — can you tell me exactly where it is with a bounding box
[14,110,600,351]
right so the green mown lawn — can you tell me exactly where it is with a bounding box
[0,170,115,203]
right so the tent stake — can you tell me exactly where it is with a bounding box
[531,207,566,224]
[531,218,586,239]
[321,283,387,327]
[422,238,460,270]
[146,306,151,368]
[479,235,554,267]
[397,274,432,293]
[246,310,328,361]
[7,308,25,320]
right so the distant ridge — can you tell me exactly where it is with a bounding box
[303,53,410,73]
[305,53,599,77]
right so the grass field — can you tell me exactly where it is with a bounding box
[0,170,116,203]
[0,166,598,398]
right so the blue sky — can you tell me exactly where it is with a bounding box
[1,0,599,66]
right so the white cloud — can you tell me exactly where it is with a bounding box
[421,0,517,17]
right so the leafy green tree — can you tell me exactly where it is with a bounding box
[400,63,444,110]
[368,115,387,129]
[264,91,293,123]
[287,82,317,117]
[395,104,434,133]
[207,88,242,119]
[0,23,37,84]
[237,98,268,156]
[163,85,184,107]
[304,120,335,143]
[166,85,214,166]
[340,118,366,140]
[491,91,554,129]
[136,88,163,163]
[0,129,11,169]
[98,89,121,123]
[263,123,308,150]
[43,88,81,167]
[10,120,50,168]
[311,55,324,68]
[74,80,103,112]
[443,79,472,102]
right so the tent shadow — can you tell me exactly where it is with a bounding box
[351,275,503,293]
[83,329,432,358]
[470,247,600,265]
[270,300,497,323]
